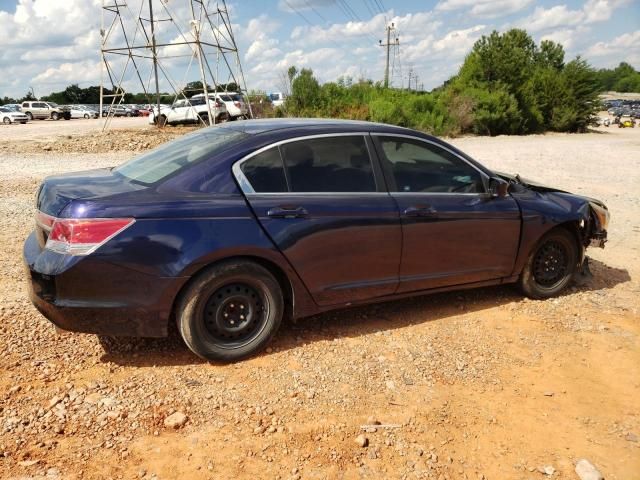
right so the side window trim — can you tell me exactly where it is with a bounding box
[232,132,385,195]
[370,133,489,195]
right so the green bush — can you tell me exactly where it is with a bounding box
[280,29,604,136]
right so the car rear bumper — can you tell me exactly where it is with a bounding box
[23,232,187,337]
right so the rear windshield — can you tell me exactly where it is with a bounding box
[219,95,233,102]
[114,128,248,184]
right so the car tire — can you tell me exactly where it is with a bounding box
[177,261,284,362]
[84,114,90,119]
[51,112,59,121]
[198,113,209,125]
[126,112,132,117]
[158,115,168,127]
[2,117,10,125]
[26,112,33,120]
[519,228,579,299]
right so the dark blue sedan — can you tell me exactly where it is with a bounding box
[24,119,609,361]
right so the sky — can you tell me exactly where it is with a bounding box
[0,0,638,99]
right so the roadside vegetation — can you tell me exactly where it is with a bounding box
[280,29,608,136]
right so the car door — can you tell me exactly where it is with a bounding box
[372,134,521,293]
[235,134,402,306]
[168,100,187,123]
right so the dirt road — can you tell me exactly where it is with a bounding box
[0,124,638,480]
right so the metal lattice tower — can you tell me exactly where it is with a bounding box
[100,0,252,129]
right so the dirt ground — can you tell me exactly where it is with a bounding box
[0,121,638,480]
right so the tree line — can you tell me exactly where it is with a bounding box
[281,29,638,136]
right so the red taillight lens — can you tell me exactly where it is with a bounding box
[44,217,135,255]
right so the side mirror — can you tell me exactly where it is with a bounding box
[489,177,509,198]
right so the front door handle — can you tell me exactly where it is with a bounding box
[403,205,437,217]
[267,206,309,219]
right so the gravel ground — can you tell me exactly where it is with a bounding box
[0,124,638,480]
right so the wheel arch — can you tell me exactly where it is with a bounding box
[169,254,297,331]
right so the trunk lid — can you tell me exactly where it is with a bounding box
[37,167,145,217]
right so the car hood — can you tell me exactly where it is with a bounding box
[495,171,607,209]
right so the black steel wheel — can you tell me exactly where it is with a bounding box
[519,228,578,299]
[177,261,283,362]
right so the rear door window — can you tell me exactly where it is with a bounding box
[240,147,288,193]
[280,136,376,192]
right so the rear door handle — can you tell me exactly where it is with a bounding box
[267,206,309,219]
[403,205,437,217]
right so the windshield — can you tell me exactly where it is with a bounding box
[0,107,9,112]
[219,95,233,102]
[114,128,248,184]
[47,102,58,107]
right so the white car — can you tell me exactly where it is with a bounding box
[68,105,99,119]
[0,106,29,124]
[149,96,228,125]
[192,92,249,120]
[269,92,285,108]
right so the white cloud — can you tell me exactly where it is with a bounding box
[435,0,533,18]
[583,0,630,23]
[586,30,640,57]
[517,5,584,32]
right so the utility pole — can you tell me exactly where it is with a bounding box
[148,0,161,127]
[379,23,398,88]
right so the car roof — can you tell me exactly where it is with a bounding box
[216,118,419,136]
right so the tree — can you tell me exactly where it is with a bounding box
[287,68,321,113]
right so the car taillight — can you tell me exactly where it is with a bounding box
[36,211,55,231]
[234,101,241,107]
[39,215,135,256]
[215,101,222,107]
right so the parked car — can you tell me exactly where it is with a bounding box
[2,103,22,111]
[149,96,227,125]
[0,106,28,124]
[102,104,137,117]
[24,119,609,362]
[21,101,70,120]
[192,92,249,120]
[268,92,286,108]
[67,105,99,119]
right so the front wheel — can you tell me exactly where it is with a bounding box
[26,112,33,120]
[3,117,10,125]
[51,112,59,120]
[84,114,90,119]
[519,228,578,299]
[177,261,283,362]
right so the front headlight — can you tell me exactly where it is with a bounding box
[590,202,610,231]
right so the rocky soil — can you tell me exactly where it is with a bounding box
[0,124,638,480]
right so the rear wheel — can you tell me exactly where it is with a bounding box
[519,228,578,299]
[198,113,209,125]
[3,117,10,125]
[177,261,283,362]
[84,113,90,119]
[26,112,33,120]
